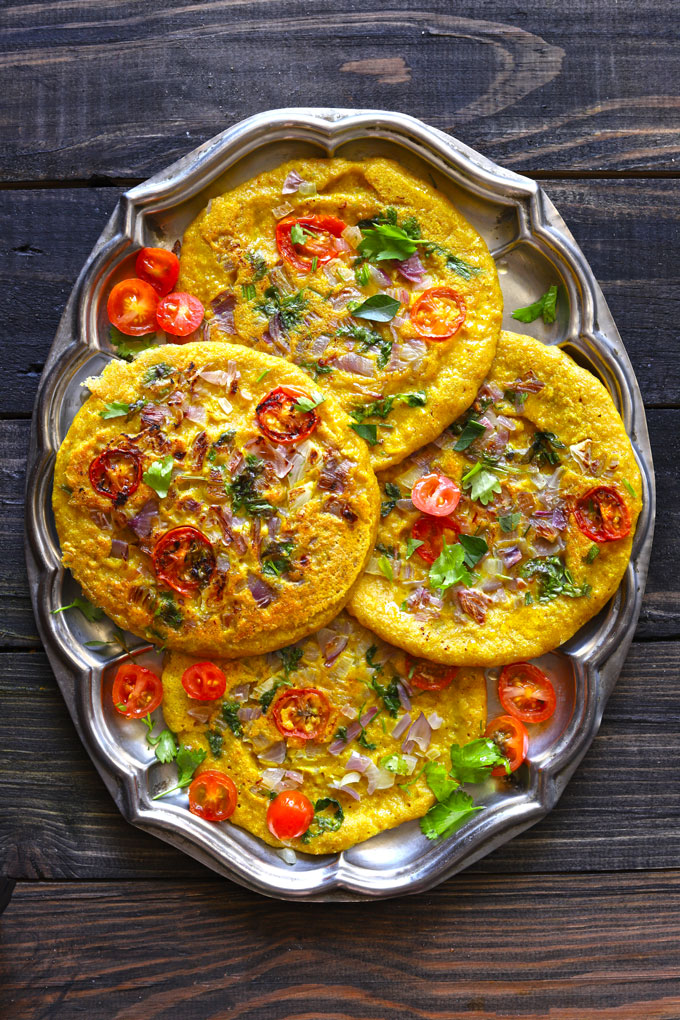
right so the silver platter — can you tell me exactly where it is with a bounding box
[24,108,655,900]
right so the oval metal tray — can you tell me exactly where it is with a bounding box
[24,108,655,900]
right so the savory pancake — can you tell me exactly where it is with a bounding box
[53,342,379,657]
[348,331,643,665]
[160,612,487,853]
[177,157,502,469]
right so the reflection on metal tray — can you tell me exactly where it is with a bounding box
[24,109,655,901]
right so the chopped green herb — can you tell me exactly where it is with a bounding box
[378,555,394,581]
[370,675,401,717]
[405,536,424,559]
[311,255,318,273]
[293,392,325,413]
[355,262,371,286]
[241,283,256,301]
[422,243,481,280]
[350,390,427,425]
[260,677,292,713]
[520,555,591,602]
[429,540,472,591]
[255,285,307,332]
[222,701,243,737]
[143,362,173,385]
[99,400,130,419]
[524,430,565,467]
[449,738,509,784]
[420,788,482,840]
[352,294,401,323]
[350,422,379,445]
[109,325,158,361]
[228,459,273,517]
[277,644,303,678]
[336,321,392,368]
[290,222,314,245]
[512,285,559,325]
[380,753,413,775]
[524,591,534,605]
[461,461,502,505]
[358,222,418,263]
[380,481,401,517]
[143,453,174,499]
[262,540,295,578]
[458,534,488,568]
[499,511,521,533]
[246,250,268,280]
[424,761,459,802]
[207,731,223,757]
[454,418,486,451]
[584,544,600,564]
[300,797,344,843]
[155,592,183,630]
[504,388,528,410]
[152,746,206,799]
[334,725,348,742]
[51,596,104,623]
[148,727,178,765]
[299,358,334,380]
[622,479,636,499]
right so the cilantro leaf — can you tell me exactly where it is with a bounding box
[277,644,303,678]
[207,731,223,757]
[454,418,486,451]
[152,746,206,799]
[256,285,307,332]
[260,676,292,713]
[222,701,243,737]
[351,391,427,425]
[380,753,413,776]
[228,459,273,516]
[358,223,418,262]
[370,674,401,717]
[51,596,104,622]
[424,761,459,801]
[520,555,591,602]
[459,534,488,568]
[429,540,472,591]
[293,392,325,413]
[380,481,401,518]
[524,430,565,467]
[499,511,521,533]
[352,294,401,322]
[449,738,509,784]
[300,797,344,843]
[155,592,182,630]
[461,462,502,505]
[99,400,130,419]
[300,359,334,380]
[512,285,559,325]
[290,222,314,244]
[350,422,379,445]
[405,536,424,559]
[143,453,174,499]
[378,555,393,581]
[261,540,295,578]
[109,325,158,361]
[420,789,482,840]
[153,729,178,764]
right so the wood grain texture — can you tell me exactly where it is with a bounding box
[1,180,678,419]
[2,641,679,880]
[1,873,680,1019]
[0,1,678,181]
[5,415,674,652]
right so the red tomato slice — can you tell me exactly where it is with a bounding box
[113,662,163,718]
[188,770,238,822]
[181,662,227,701]
[498,663,556,724]
[272,688,331,741]
[412,473,461,516]
[407,657,458,691]
[152,526,215,597]
[156,292,205,337]
[267,790,315,841]
[574,486,631,542]
[485,715,529,776]
[107,278,159,336]
[255,385,320,445]
[135,247,180,296]
[89,447,142,501]
[410,286,466,341]
[276,215,347,273]
[410,515,461,564]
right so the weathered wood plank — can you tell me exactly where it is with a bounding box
[2,181,678,418]
[4,414,672,650]
[1,873,680,1020]
[0,1,678,180]
[2,641,678,880]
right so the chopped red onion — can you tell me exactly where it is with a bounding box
[399,337,428,363]
[261,767,285,790]
[395,498,415,512]
[404,586,443,621]
[342,225,362,248]
[110,538,129,560]
[231,683,252,702]
[428,711,444,730]
[199,368,231,387]
[272,201,294,220]
[501,546,522,567]
[310,333,331,357]
[396,253,425,282]
[368,264,392,288]
[128,499,158,539]
[324,634,349,666]
[333,236,351,252]
[237,706,262,723]
[512,371,544,394]
[331,353,375,376]
[187,705,213,723]
[391,713,412,739]
[330,287,362,312]
[259,741,287,764]
[360,705,379,728]
[210,291,236,334]
[247,573,276,608]
[267,516,281,539]
[340,703,358,720]
[365,762,395,794]
[346,751,371,773]
[330,780,361,801]
[402,711,432,754]
[281,170,306,194]
[184,403,207,424]
[397,682,411,712]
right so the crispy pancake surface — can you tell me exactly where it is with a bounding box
[53,342,379,657]
[349,331,643,665]
[161,612,487,854]
[178,157,502,469]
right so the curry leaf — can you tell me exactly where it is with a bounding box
[352,294,401,322]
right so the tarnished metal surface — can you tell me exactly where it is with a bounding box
[24,109,655,900]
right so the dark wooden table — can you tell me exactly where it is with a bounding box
[1,2,679,1017]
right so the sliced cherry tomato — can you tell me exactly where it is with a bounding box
[410,286,466,341]
[156,292,205,337]
[256,385,319,445]
[407,657,458,691]
[181,662,227,701]
[107,278,159,336]
[135,247,180,296]
[498,663,556,724]
[574,486,631,542]
[89,447,142,501]
[152,526,215,597]
[412,473,461,516]
[272,688,331,741]
[188,770,238,822]
[276,215,347,273]
[267,790,315,841]
[113,662,163,718]
[485,715,529,776]
[410,515,461,565]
